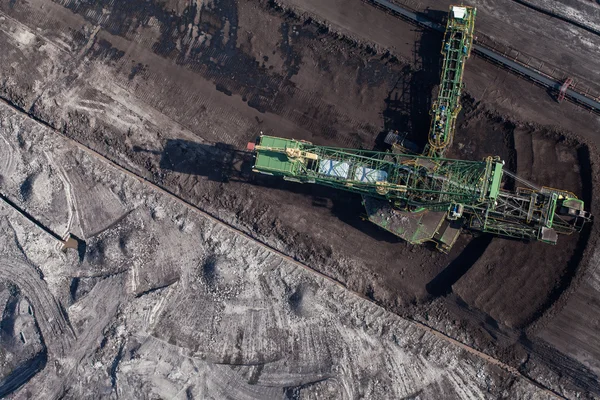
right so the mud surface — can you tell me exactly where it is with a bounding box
[0,0,599,398]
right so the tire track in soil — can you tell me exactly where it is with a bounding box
[0,258,75,358]
[1,0,385,157]
[1,1,593,397]
[0,206,126,398]
[0,96,567,400]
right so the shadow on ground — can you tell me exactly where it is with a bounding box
[378,9,445,151]
[134,140,404,244]
[426,235,492,297]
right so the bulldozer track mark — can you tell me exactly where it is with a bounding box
[0,258,76,357]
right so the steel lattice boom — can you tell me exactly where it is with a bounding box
[249,136,591,250]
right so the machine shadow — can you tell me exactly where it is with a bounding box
[426,235,493,296]
[153,140,253,183]
[138,139,403,244]
[378,9,445,151]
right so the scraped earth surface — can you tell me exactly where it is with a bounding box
[0,0,599,398]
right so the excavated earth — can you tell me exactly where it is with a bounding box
[0,0,600,398]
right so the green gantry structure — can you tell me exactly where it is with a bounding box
[249,136,590,251]
[248,5,592,251]
[425,5,476,158]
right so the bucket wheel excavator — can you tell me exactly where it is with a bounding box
[248,6,592,252]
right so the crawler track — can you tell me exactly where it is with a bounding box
[0,96,567,399]
[366,0,600,114]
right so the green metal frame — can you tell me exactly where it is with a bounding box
[251,135,590,246]
[425,6,476,158]
[249,5,591,251]
[253,135,500,210]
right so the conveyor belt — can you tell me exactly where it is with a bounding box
[367,0,600,114]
